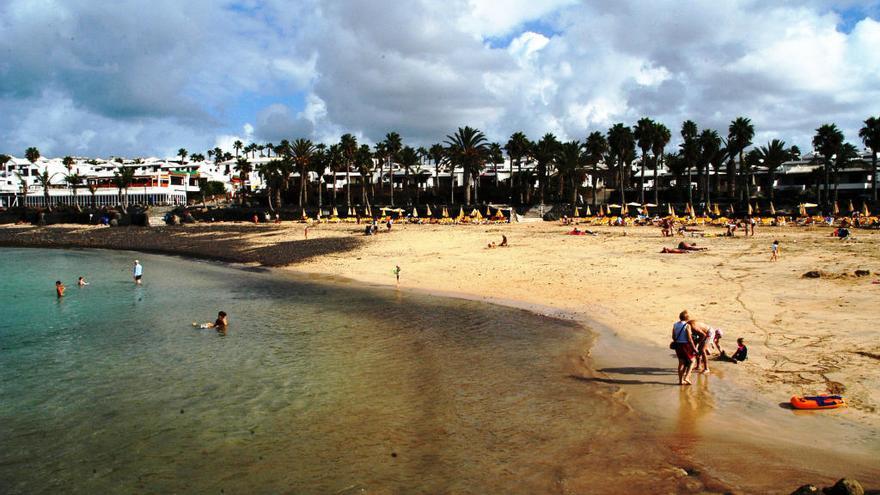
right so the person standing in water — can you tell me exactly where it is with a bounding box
[55,280,66,298]
[394,265,401,287]
[671,310,697,385]
[133,260,143,285]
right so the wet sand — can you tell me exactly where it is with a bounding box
[2,221,879,492]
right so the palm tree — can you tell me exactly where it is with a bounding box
[633,117,655,203]
[112,166,136,210]
[373,142,387,203]
[265,142,274,158]
[355,144,374,206]
[555,140,585,206]
[698,130,722,205]
[399,146,419,204]
[383,132,402,205]
[34,168,56,207]
[257,160,282,212]
[585,131,608,207]
[859,116,880,202]
[340,133,357,205]
[429,143,445,196]
[444,126,489,205]
[291,138,315,207]
[531,133,560,205]
[25,147,40,168]
[88,182,98,208]
[727,117,755,201]
[62,155,75,172]
[177,148,188,163]
[812,123,845,206]
[505,132,531,204]
[327,144,343,206]
[233,140,243,157]
[679,120,699,205]
[488,142,503,188]
[650,123,671,205]
[756,139,789,202]
[833,143,859,203]
[607,123,636,205]
[64,172,83,206]
[14,172,29,207]
[0,154,11,172]
[234,157,252,204]
[313,143,327,210]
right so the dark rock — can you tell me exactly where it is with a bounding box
[854,269,870,277]
[803,270,822,278]
[823,478,864,495]
[791,485,819,495]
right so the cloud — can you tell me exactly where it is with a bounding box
[1,0,878,158]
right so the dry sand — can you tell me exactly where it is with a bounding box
[3,220,879,491]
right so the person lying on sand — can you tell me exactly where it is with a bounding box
[568,228,585,235]
[661,247,689,254]
[677,241,708,251]
[487,241,497,249]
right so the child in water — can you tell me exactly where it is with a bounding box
[193,311,228,333]
[55,281,65,298]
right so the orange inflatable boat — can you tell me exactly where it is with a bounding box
[790,395,846,410]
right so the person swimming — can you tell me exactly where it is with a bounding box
[77,276,89,286]
[55,280,65,298]
[193,311,228,333]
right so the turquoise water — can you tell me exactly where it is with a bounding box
[0,248,625,494]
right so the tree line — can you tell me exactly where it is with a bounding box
[4,115,879,211]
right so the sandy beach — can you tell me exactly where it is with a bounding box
[2,221,879,491]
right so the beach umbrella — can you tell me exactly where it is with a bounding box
[714,203,721,216]
[833,201,840,215]
[688,203,696,219]
[863,202,871,216]
[644,203,657,207]
[747,203,753,215]
[803,203,818,207]
[442,207,449,218]
[412,207,418,218]
[301,209,308,220]
[727,204,735,215]
[668,204,675,217]
[332,206,339,217]
[426,204,433,216]
[573,206,580,218]
[458,206,465,219]
[586,205,592,216]
[848,199,855,212]
[770,202,776,216]
[486,205,491,217]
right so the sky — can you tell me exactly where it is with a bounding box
[1,0,879,159]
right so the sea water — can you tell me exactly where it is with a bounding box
[0,248,628,494]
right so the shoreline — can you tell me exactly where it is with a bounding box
[2,223,879,491]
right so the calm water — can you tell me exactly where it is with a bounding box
[0,248,621,494]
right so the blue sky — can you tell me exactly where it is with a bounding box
[0,0,878,158]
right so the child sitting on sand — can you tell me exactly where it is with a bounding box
[721,338,748,363]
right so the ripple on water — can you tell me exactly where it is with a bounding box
[0,248,631,494]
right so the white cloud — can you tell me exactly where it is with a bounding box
[1,0,879,157]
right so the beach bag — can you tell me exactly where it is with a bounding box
[669,341,676,350]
